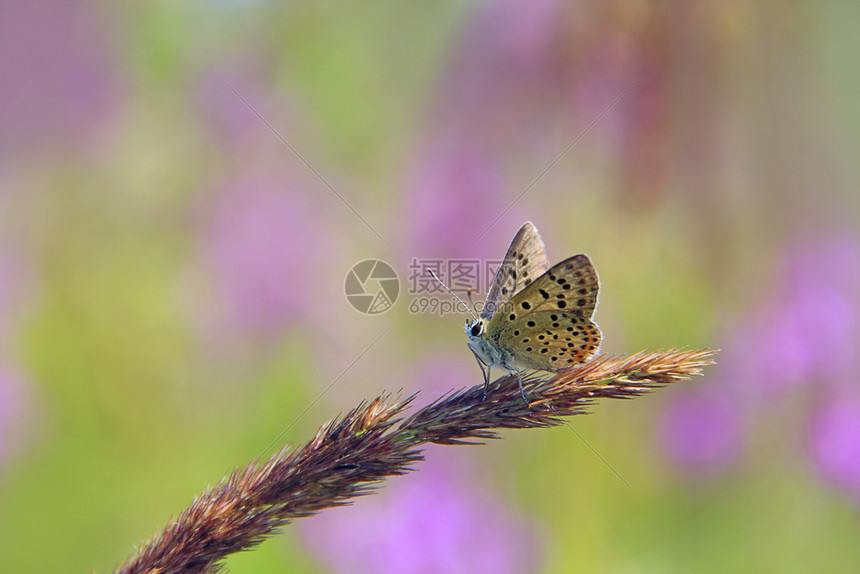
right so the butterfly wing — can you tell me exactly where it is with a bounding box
[481,221,548,319]
[487,254,601,371]
[499,254,599,318]
[495,310,602,370]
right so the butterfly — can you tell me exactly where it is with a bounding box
[455,222,602,399]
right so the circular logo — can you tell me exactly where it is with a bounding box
[344,259,400,315]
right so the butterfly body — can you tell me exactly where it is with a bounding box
[465,319,510,373]
[468,222,602,396]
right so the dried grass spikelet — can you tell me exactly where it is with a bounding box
[113,348,717,574]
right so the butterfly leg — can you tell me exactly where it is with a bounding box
[473,353,491,399]
[500,362,528,403]
[514,369,528,403]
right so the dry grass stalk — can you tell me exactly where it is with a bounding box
[113,348,717,574]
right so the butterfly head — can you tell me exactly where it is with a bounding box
[465,317,504,370]
[465,318,485,340]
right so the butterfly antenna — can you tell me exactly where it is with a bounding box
[466,288,480,317]
[426,268,479,323]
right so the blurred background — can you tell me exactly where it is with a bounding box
[1,1,859,572]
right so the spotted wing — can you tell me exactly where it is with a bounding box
[497,254,599,319]
[486,254,601,372]
[494,310,602,371]
[481,221,548,319]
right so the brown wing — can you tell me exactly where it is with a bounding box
[486,254,601,372]
[493,310,602,371]
[497,254,600,320]
[481,221,548,319]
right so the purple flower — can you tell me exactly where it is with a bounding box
[194,68,274,151]
[195,175,329,337]
[659,390,742,475]
[811,398,860,501]
[784,234,860,383]
[403,141,504,261]
[660,232,860,477]
[0,1,113,158]
[480,0,561,70]
[300,451,539,574]
[734,307,816,392]
[733,233,860,392]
